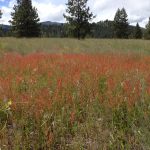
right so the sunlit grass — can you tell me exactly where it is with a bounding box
[0,38,150,54]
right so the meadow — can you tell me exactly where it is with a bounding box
[0,38,150,54]
[0,38,150,149]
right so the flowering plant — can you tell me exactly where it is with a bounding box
[0,99,12,132]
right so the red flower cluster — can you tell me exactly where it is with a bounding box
[0,53,149,114]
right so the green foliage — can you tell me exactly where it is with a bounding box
[10,0,41,37]
[39,21,143,39]
[41,24,67,38]
[91,20,114,38]
[109,103,132,149]
[114,8,129,39]
[64,0,95,39]
[0,99,12,131]
[0,10,3,37]
[0,9,2,19]
[134,23,143,39]
[0,6,146,39]
[98,76,107,95]
[0,72,150,149]
[144,17,150,39]
[39,20,144,39]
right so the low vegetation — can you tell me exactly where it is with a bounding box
[0,38,150,55]
[0,52,150,149]
[0,0,149,149]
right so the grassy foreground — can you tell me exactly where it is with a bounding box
[0,52,150,149]
[0,38,150,149]
[0,38,150,54]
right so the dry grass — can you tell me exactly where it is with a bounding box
[0,38,150,54]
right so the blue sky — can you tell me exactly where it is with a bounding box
[0,0,9,6]
[0,0,150,27]
[51,0,66,5]
[0,0,65,5]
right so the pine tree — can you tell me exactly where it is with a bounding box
[144,17,150,39]
[0,10,2,19]
[114,8,129,38]
[10,0,41,37]
[134,23,142,39]
[0,10,2,36]
[64,0,95,39]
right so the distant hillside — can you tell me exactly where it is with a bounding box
[0,24,11,36]
[0,21,62,29]
[0,24,11,31]
[41,21,62,26]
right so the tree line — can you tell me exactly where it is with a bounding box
[0,0,150,39]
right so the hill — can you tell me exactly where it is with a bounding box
[41,21,62,26]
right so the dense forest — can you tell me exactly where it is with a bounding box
[0,21,145,38]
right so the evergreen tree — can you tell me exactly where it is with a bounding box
[64,0,95,39]
[114,8,129,38]
[0,10,2,19]
[10,0,41,37]
[144,17,150,39]
[134,23,142,39]
[0,10,3,36]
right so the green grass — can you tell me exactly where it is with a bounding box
[0,38,150,54]
[0,38,150,149]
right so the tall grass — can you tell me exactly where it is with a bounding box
[0,53,150,149]
[0,38,150,54]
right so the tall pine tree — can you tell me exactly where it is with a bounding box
[114,8,129,38]
[10,0,41,37]
[144,17,150,39]
[0,10,2,19]
[134,23,142,39]
[0,10,2,36]
[64,0,95,39]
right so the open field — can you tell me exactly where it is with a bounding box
[0,38,150,54]
[0,38,150,149]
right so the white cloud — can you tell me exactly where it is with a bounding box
[0,0,150,27]
[0,0,15,24]
[0,0,66,24]
[0,7,11,24]
[33,0,65,22]
[89,0,150,27]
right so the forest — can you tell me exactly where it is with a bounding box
[0,20,145,39]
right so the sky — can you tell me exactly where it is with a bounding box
[0,0,150,27]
